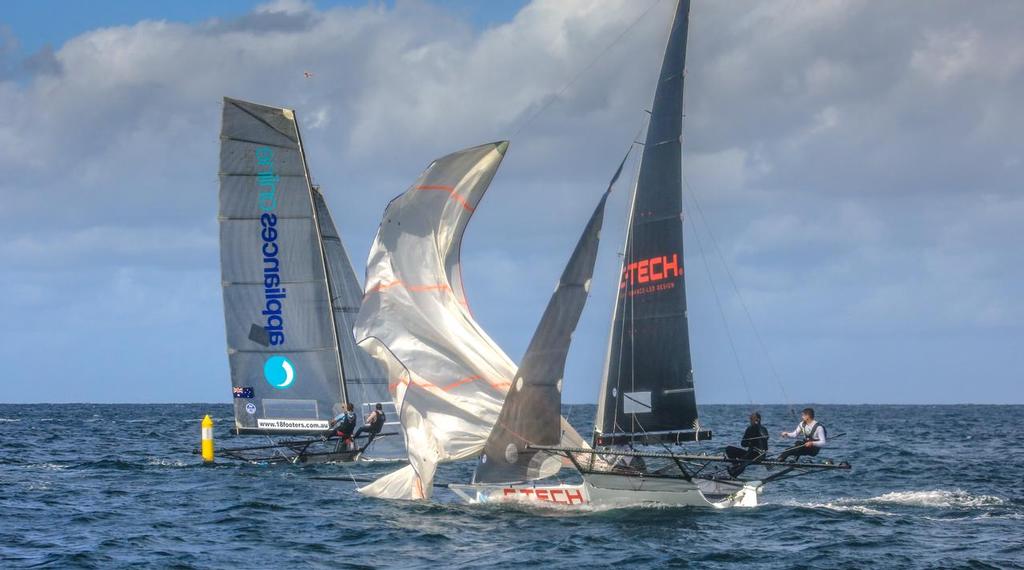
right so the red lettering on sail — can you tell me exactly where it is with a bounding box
[637,259,650,283]
[620,253,682,295]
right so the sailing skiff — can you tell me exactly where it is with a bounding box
[354,0,848,507]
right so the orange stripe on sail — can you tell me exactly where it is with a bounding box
[416,184,475,212]
[369,280,406,293]
[388,374,504,393]
[441,375,482,391]
[368,280,450,294]
[406,284,451,293]
[364,280,469,308]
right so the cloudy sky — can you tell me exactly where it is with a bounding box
[2,0,1021,405]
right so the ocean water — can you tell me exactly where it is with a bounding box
[0,404,1021,569]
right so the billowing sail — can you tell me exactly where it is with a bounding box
[353,142,587,499]
[596,0,707,446]
[353,142,513,499]
[474,189,610,484]
[218,97,345,434]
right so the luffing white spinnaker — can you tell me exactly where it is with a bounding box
[353,141,586,500]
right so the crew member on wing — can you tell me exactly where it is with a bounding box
[324,403,357,451]
[725,411,769,477]
[353,403,387,450]
[778,407,827,461]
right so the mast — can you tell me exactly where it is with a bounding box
[311,188,391,416]
[294,116,348,407]
[594,0,709,446]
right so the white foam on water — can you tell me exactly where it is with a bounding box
[26,463,67,471]
[781,499,892,517]
[0,418,21,422]
[146,458,189,467]
[353,457,408,464]
[784,489,1007,517]
[867,489,1005,508]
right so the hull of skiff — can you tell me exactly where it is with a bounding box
[449,474,761,509]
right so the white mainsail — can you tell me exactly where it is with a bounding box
[353,141,585,499]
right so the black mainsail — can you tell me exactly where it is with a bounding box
[594,0,706,446]
[218,97,385,436]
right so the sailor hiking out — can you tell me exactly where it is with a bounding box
[325,403,358,451]
[725,411,769,478]
[353,403,387,450]
[779,407,827,461]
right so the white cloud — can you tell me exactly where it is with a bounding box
[1,0,1021,403]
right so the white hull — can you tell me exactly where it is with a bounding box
[450,473,761,510]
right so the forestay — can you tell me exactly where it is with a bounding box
[354,142,586,499]
[595,0,704,446]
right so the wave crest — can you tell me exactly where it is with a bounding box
[868,489,1005,508]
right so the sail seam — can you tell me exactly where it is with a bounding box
[219,137,296,151]
[230,347,339,354]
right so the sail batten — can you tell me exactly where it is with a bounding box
[595,0,700,445]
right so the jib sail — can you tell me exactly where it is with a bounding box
[218,97,346,434]
[595,0,708,446]
[474,188,611,484]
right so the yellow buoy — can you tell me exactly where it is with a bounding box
[201,415,214,463]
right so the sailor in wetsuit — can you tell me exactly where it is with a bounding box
[778,407,827,461]
[725,411,769,478]
[325,403,357,451]
[353,403,387,450]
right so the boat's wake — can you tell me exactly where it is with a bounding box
[784,488,1007,517]
[867,489,1005,508]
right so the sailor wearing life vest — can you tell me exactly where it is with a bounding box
[778,407,827,462]
[353,403,387,451]
[324,403,357,451]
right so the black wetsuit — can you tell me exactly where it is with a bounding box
[326,412,357,451]
[725,424,769,477]
[354,410,387,450]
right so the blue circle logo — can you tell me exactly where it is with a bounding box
[264,355,295,389]
[245,402,257,415]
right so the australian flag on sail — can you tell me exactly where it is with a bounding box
[233,386,255,399]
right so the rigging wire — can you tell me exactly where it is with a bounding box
[675,31,795,418]
[507,0,667,140]
[681,173,797,418]
[681,188,754,405]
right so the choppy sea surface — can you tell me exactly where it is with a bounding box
[1,404,1021,569]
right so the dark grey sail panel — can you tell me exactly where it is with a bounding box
[475,190,610,484]
[311,188,392,413]
[219,97,345,434]
[596,0,704,446]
